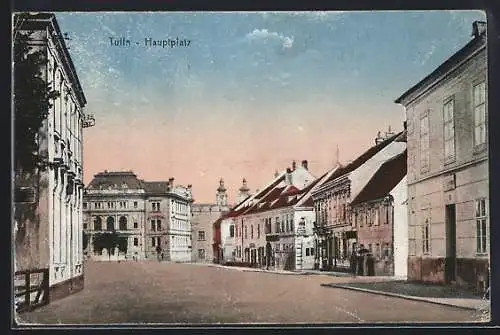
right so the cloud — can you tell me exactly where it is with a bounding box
[246,28,295,49]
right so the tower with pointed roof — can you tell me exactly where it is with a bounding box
[237,178,251,204]
[216,178,228,206]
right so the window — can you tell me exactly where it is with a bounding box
[310,247,314,256]
[422,220,431,254]
[376,243,381,258]
[134,238,138,246]
[230,225,235,237]
[285,215,289,232]
[198,231,206,241]
[257,224,260,238]
[251,225,254,239]
[275,217,280,233]
[151,220,156,231]
[306,248,310,256]
[473,81,487,148]
[157,220,162,231]
[134,201,138,208]
[443,99,455,161]
[119,216,127,230]
[106,216,115,231]
[152,202,160,211]
[198,249,206,259]
[476,198,488,253]
[385,205,390,224]
[290,217,294,232]
[83,223,87,229]
[384,243,390,257]
[281,220,285,233]
[83,202,87,209]
[244,226,248,239]
[94,217,102,230]
[152,238,156,247]
[134,222,138,229]
[420,113,430,172]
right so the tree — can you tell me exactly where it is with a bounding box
[14,13,60,173]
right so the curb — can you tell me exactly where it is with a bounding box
[320,284,485,311]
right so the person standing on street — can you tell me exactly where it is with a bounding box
[156,245,162,262]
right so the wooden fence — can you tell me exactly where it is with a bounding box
[14,268,49,313]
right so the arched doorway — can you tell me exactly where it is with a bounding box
[106,216,115,231]
[119,216,127,230]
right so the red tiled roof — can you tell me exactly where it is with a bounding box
[323,131,404,185]
[350,150,407,206]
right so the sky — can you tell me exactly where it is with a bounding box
[56,10,486,204]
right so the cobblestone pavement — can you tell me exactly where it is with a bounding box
[16,261,484,325]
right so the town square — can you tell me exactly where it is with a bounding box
[12,10,491,326]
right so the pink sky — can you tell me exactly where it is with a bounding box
[82,100,404,204]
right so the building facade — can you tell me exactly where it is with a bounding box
[312,131,407,271]
[191,179,229,263]
[349,150,408,277]
[83,172,193,262]
[395,21,489,291]
[229,160,328,271]
[13,13,91,304]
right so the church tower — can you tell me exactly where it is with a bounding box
[237,178,251,203]
[216,178,228,206]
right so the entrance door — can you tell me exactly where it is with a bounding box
[266,242,272,267]
[445,204,457,283]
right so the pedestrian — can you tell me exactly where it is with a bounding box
[350,247,357,276]
[156,245,162,262]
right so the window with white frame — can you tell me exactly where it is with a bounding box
[422,220,431,254]
[443,98,455,161]
[420,113,430,172]
[476,198,488,254]
[473,81,487,148]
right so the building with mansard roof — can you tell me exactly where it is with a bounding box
[83,171,193,262]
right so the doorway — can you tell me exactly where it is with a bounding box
[445,204,457,283]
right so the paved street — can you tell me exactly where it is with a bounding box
[17,261,482,325]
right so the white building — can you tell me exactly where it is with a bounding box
[13,13,91,305]
[83,172,193,262]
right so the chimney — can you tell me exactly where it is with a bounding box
[187,184,192,189]
[168,177,174,188]
[301,160,308,170]
[375,131,384,145]
[274,170,279,178]
[472,21,486,38]
[292,160,297,171]
[286,168,293,186]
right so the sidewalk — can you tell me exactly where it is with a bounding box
[321,280,490,312]
[199,262,396,280]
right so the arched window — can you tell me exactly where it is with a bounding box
[106,216,115,231]
[119,216,127,230]
[94,216,102,231]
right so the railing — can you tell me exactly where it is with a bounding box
[14,268,50,313]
